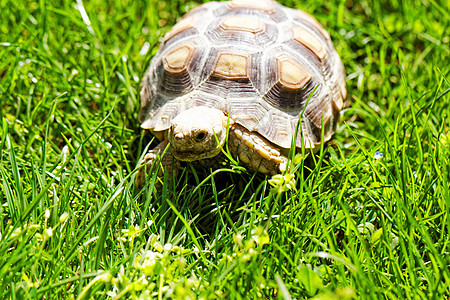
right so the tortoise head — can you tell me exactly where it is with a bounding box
[168,106,230,161]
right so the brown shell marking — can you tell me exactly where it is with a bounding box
[206,15,276,47]
[164,17,192,40]
[213,52,250,80]
[163,44,195,74]
[220,16,265,33]
[277,55,311,90]
[291,26,327,61]
[263,55,313,111]
[159,43,196,95]
[332,82,344,111]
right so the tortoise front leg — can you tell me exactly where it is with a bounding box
[228,124,288,175]
[136,140,180,190]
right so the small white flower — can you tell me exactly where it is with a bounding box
[163,243,172,251]
[59,212,69,223]
[45,228,53,239]
[374,152,383,159]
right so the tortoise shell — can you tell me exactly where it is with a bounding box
[139,0,346,149]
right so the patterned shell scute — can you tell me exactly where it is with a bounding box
[140,0,346,149]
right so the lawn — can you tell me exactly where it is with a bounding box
[0,0,449,299]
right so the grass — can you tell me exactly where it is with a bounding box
[0,0,449,298]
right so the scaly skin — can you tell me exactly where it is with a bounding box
[136,106,288,188]
[135,140,180,190]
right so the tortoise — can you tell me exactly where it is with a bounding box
[136,0,346,186]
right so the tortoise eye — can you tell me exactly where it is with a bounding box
[195,131,207,141]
